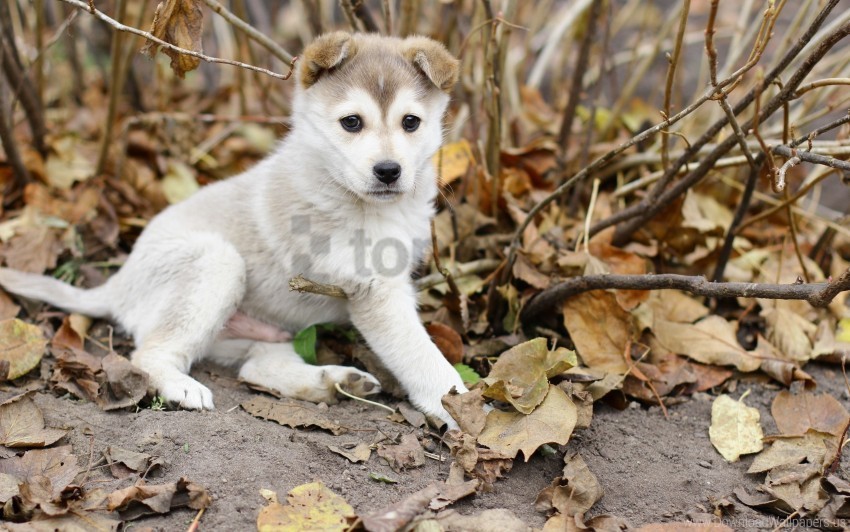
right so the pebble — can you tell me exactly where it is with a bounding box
[697,460,712,469]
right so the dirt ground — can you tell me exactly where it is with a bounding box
[4,355,848,531]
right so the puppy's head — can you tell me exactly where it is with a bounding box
[293,32,459,203]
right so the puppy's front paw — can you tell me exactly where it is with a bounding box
[154,373,215,410]
[322,366,382,399]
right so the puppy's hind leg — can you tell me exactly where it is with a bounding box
[127,234,246,410]
[237,342,381,403]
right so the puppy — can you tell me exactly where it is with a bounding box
[0,32,468,427]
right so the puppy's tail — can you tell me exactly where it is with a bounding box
[0,268,112,318]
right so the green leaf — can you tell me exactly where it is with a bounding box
[454,363,481,385]
[293,325,318,365]
[368,472,397,484]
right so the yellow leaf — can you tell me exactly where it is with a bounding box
[478,385,577,461]
[257,482,355,532]
[45,135,94,189]
[434,140,474,186]
[837,318,850,343]
[0,319,47,380]
[161,160,200,204]
[709,394,763,463]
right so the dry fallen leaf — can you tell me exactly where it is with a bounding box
[478,384,577,461]
[483,337,577,414]
[241,396,347,435]
[0,393,66,448]
[0,318,47,380]
[107,477,210,521]
[771,391,850,438]
[327,443,371,464]
[709,394,764,462]
[377,433,425,472]
[563,291,632,374]
[653,315,760,372]
[442,386,488,437]
[257,482,355,532]
[0,445,80,507]
[536,453,603,516]
[143,0,205,77]
[762,307,816,362]
[426,322,464,365]
[435,139,474,186]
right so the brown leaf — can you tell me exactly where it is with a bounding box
[652,316,760,372]
[442,386,488,437]
[588,241,648,310]
[537,453,603,516]
[241,396,347,435]
[748,431,839,474]
[428,479,479,510]
[104,447,163,478]
[478,385,577,461]
[0,393,66,448]
[107,477,210,521]
[482,338,577,414]
[762,307,816,362]
[634,290,709,331]
[97,352,149,410]
[0,290,20,320]
[376,433,424,472]
[361,484,440,532]
[0,445,80,504]
[327,443,371,464]
[563,291,633,374]
[771,391,850,437]
[0,318,47,380]
[426,322,464,365]
[512,252,551,289]
[142,0,205,77]
[2,224,63,274]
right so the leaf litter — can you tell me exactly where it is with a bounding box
[2,1,850,529]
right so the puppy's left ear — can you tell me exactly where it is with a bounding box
[299,32,356,89]
[402,37,460,92]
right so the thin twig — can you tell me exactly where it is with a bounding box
[202,0,294,65]
[775,155,801,192]
[661,0,690,169]
[557,0,602,165]
[58,0,295,80]
[712,157,764,282]
[772,144,850,172]
[289,275,347,299]
[521,268,850,323]
[334,382,395,414]
[0,77,32,193]
[95,0,129,176]
[793,77,850,98]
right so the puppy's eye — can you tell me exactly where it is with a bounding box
[340,115,363,132]
[401,114,421,132]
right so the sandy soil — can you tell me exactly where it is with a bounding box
[4,356,848,531]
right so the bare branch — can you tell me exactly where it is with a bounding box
[521,268,850,323]
[58,0,295,80]
[202,0,294,65]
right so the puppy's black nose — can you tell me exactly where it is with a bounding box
[373,161,401,184]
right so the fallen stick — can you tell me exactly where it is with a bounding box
[520,268,850,323]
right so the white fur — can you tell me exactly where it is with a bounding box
[0,43,467,427]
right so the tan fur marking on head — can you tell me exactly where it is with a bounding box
[402,36,460,92]
[299,31,356,89]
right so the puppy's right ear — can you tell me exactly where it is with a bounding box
[299,32,355,89]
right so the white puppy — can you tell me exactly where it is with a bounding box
[0,32,468,426]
